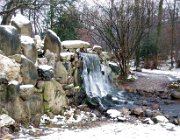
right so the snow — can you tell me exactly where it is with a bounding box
[93,45,102,50]
[141,68,180,79]
[0,114,15,127]
[20,84,34,89]
[60,52,75,61]
[61,40,91,49]
[11,14,30,26]
[8,80,19,85]
[21,36,34,44]
[18,122,180,140]
[38,65,54,71]
[1,25,17,34]
[47,29,59,38]
[106,109,121,118]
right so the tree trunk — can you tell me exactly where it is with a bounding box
[155,0,164,69]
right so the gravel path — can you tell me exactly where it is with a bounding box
[129,71,175,92]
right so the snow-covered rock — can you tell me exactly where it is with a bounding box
[0,25,21,56]
[61,40,91,49]
[0,114,15,127]
[44,29,61,56]
[19,84,35,100]
[153,115,169,123]
[60,52,75,61]
[142,118,154,125]
[106,109,122,118]
[11,14,33,37]
[93,45,102,54]
[21,36,37,63]
[37,65,54,81]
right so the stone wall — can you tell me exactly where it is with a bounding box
[0,14,117,128]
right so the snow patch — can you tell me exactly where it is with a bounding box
[142,68,180,79]
[11,14,30,26]
[20,84,34,89]
[21,36,34,44]
[38,65,54,71]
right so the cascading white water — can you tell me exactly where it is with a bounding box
[81,53,113,98]
[81,53,135,108]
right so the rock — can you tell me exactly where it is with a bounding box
[117,116,127,122]
[73,68,80,86]
[11,14,32,37]
[61,40,91,49]
[152,115,169,123]
[152,103,160,110]
[9,54,22,63]
[44,50,57,66]
[34,35,42,50]
[19,84,35,100]
[118,107,131,116]
[69,92,86,106]
[20,36,37,63]
[6,97,30,125]
[131,107,144,117]
[0,25,21,56]
[6,81,19,101]
[173,118,180,125]
[106,109,122,118]
[63,84,74,90]
[43,79,67,114]
[34,35,44,57]
[0,114,15,127]
[60,52,75,62]
[142,118,154,125]
[26,94,43,127]
[37,65,54,81]
[93,45,102,54]
[171,90,180,100]
[44,29,61,56]
[21,55,38,85]
[0,54,21,82]
[55,61,68,84]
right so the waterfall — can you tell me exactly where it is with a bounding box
[81,53,131,108]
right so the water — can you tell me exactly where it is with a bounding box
[80,53,135,108]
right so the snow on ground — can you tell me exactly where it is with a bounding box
[17,122,180,140]
[141,68,180,79]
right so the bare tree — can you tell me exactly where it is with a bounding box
[81,0,151,79]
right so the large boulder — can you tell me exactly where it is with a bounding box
[26,94,43,127]
[20,36,37,63]
[44,29,61,56]
[11,14,33,37]
[21,55,38,85]
[54,61,68,84]
[0,54,21,82]
[0,25,21,56]
[6,97,30,125]
[43,79,67,114]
